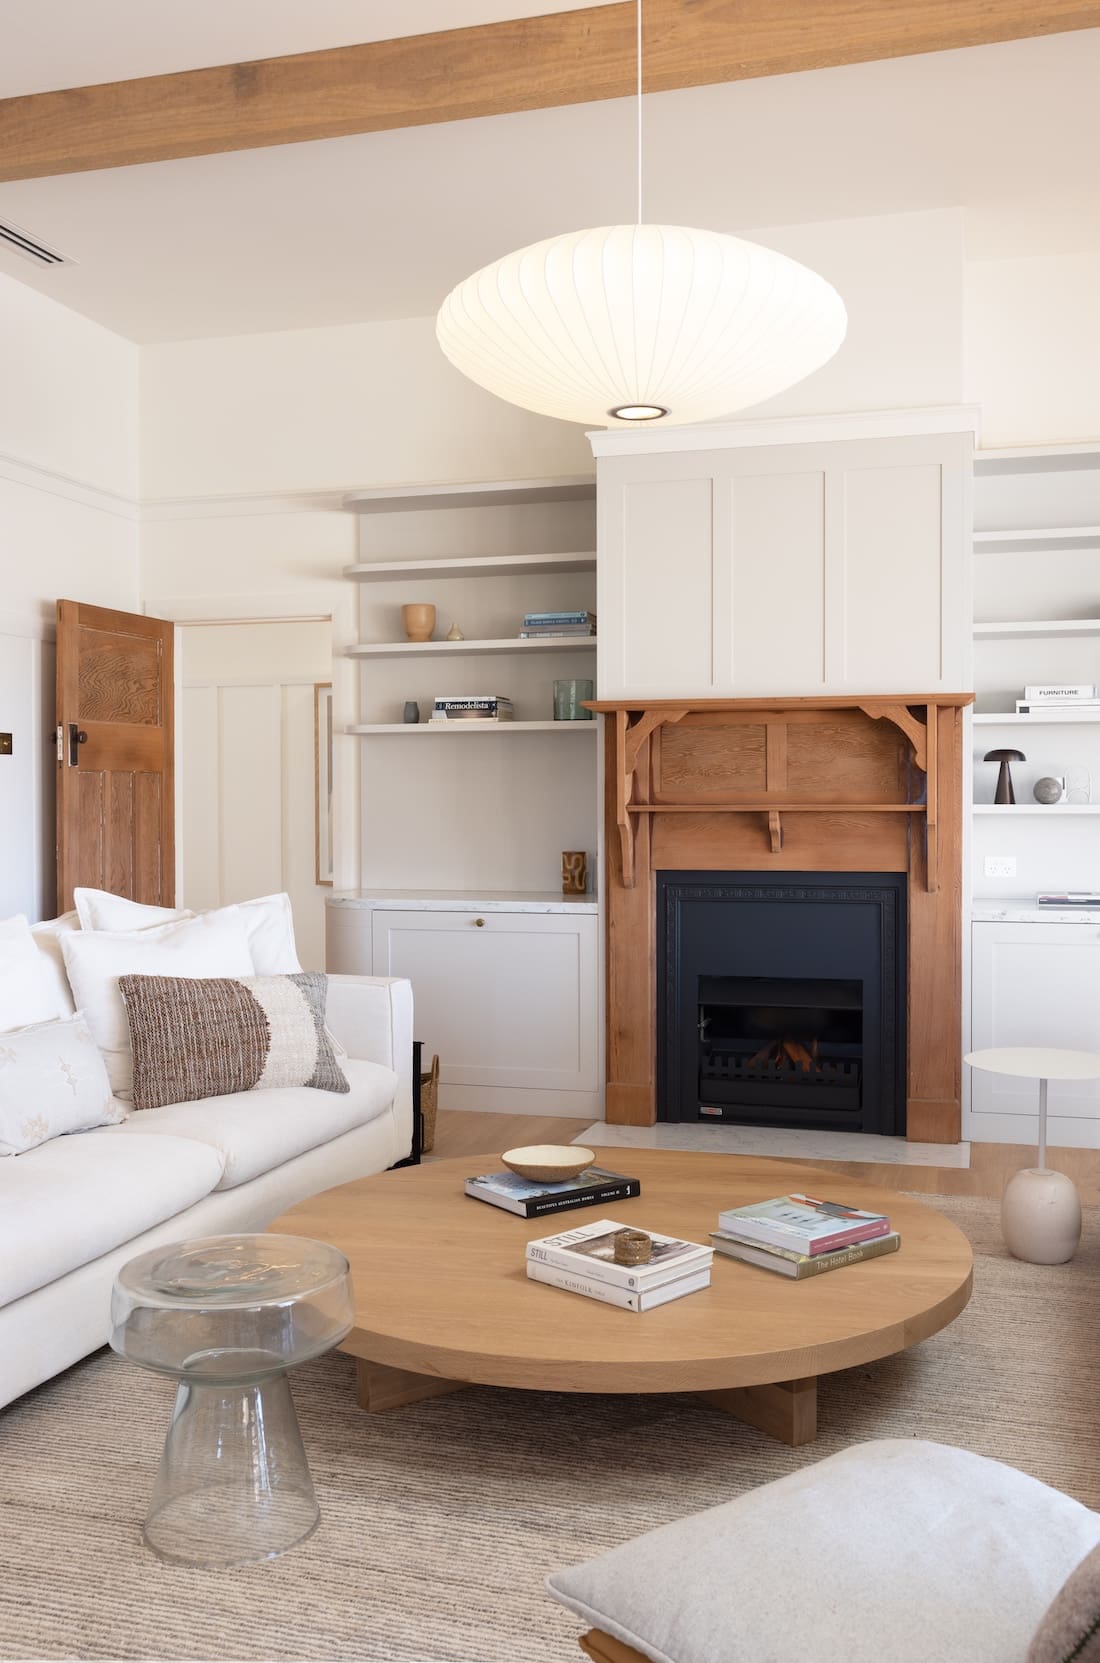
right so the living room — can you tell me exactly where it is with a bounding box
[3,4,1100,1661]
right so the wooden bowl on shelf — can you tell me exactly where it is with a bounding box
[501,1145,595,1183]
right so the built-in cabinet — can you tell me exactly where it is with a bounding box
[592,415,974,700]
[327,894,600,1117]
[971,915,1100,1147]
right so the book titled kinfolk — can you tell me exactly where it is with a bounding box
[526,1259,711,1310]
[526,1217,712,1289]
[465,1167,640,1218]
[711,1229,900,1279]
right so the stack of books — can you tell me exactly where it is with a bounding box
[526,1217,712,1310]
[519,610,597,639]
[465,1165,640,1217]
[1016,684,1099,718]
[429,694,514,723]
[711,1192,899,1279]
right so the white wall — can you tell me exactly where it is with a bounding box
[966,251,1100,446]
[0,272,140,920]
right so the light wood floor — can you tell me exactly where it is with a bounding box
[428,1111,1100,1204]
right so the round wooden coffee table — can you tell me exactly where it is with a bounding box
[273,1149,972,1446]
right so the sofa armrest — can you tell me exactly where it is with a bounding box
[326,975,414,1158]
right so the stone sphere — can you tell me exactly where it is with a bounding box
[1033,776,1064,805]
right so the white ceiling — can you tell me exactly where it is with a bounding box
[0,1,609,96]
[0,23,1097,343]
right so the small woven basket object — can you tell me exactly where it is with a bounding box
[419,1053,440,1153]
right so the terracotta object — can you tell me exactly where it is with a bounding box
[401,603,436,642]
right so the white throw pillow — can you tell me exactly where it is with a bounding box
[61,909,256,1099]
[29,912,80,1019]
[72,889,302,974]
[0,916,69,1032]
[0,1013,123,1155]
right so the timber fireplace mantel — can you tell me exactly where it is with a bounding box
[587,694,974,1143]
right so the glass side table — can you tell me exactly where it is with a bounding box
[965,1047,1100,1264]
[111,1233,352,1567]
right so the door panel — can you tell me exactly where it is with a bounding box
[56,600,174,913]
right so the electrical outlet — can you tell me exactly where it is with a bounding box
[984,856,1017,879]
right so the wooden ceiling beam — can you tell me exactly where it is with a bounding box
[2,0,1098,183]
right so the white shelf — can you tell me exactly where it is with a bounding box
[344,551,596,582]
[347,636,597,659]
[973,525,1100,553]
[343,476,595,513]
[973,804,1100,815]
[973,617,1100,640]
[973,711,1100,725]
[346,720,597,734]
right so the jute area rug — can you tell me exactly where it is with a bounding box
[1,1195,1098,1663]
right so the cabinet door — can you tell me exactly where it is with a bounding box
[371,910,599,1092]
[971,922,1100,1135]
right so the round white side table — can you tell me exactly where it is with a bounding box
[964,1047,1100,1264]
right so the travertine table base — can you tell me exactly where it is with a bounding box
[273,1150,973,1448]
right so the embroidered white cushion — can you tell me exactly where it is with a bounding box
[0,1014,123,1156]
[72,889,301,975]
[60,909,255,1098]
[0,915,69,1032]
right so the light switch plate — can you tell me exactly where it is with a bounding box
[984,855,1017,878]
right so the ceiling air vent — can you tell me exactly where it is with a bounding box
[0,219,72,267]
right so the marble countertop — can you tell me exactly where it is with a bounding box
[974,899,1100,924]
[327,888,598,914]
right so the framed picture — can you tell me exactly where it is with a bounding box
[314,683,334,886]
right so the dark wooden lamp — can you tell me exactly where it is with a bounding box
[984,748,1026,805]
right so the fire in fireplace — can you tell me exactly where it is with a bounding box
[658,873,906,1134]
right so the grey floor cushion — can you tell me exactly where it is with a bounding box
[546,1439,1100,1663]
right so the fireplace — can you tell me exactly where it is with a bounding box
[657,872,907,1133]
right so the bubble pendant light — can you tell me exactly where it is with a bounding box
[436,2,847,429]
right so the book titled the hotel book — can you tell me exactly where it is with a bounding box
[526,1217,712,1310]
[711,1228,900,1279]
[464,1166,640,1218]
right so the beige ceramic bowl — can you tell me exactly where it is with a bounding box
[501,1144,595,1183]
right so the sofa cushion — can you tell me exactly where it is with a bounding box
[105,1056,398,1189]
[0,1014,123,1155]
[29,913,79,1020]
[60,909,255,1099]
[1028,1540,1100,1662]
[0,1131,225,1307]
[546,1440,1100,1663]
[1,915,68,1032]
[73,889,302,975]
[121,971,349,1110]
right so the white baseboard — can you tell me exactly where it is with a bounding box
[965,1111,1100,1150]
[438,1083,604,1117]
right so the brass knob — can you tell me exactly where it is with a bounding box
[474,917,485,927]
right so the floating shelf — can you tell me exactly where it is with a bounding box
[973,711,1100,725]
[973,804,1100,815]
[347,636,597,659]
[973,618,1100,640]
[973,525,1100,553]
[343,476,595,513]
[344,551,596,582]
[345,721,598,734]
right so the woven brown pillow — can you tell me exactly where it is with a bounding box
[119,971,349,1111]
[1028,1543,1100,1663]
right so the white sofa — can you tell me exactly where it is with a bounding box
[0,916,414,1411]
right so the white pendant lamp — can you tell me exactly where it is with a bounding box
[436,2,847,429]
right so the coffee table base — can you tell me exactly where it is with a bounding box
[352,1357,818,1447]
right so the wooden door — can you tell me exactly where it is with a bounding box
[56,600,175,913]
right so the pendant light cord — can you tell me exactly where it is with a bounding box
[636,0,643,223]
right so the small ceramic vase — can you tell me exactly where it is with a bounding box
[403,701,420,724]
[446,623,465,641]
[401,603,436,642]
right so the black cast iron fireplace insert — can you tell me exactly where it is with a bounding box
[657,872,907,1134]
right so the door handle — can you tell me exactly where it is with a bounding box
[67,724,87,766]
